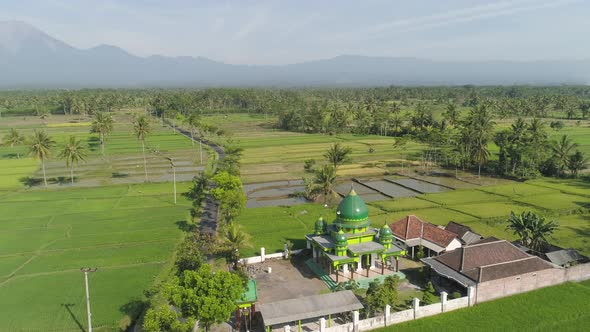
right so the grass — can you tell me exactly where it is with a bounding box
[0,182,191,331]
[374,281,590,332]
[0,114,204,189]
[239,177,590,257]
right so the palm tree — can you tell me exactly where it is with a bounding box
[58,135,87,184]
[324,143,352,169]
[224,223,252,265]
[29,130,55,188]
[313,164,337,204]
[551,135,577,177]
[133,115,151,182]
[90,112,114,155]
[568,151,588,177]
[472,135,490,178]
[506,211,559,252]
[2,128,25,158]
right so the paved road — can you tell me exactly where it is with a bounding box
[171,125,225,235]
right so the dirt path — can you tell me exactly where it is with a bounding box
[170,125,225,235]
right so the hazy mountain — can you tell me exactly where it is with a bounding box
[0,21,589,88]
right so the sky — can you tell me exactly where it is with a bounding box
[2,0,590,65]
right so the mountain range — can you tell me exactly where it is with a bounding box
[1,20,589,88]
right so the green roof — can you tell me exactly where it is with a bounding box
[336,187,369,223]
[380,224,393,237]
[335,229,347,245]
[238,279,257,304]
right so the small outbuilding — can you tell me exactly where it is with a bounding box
[444,221,484,245]
[258,290,363,332]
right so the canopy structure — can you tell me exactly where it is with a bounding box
[258,290,363,327]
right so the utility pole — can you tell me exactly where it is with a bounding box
[166,157,177,204]
[80,268,97,332]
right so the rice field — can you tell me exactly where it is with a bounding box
[237,178,590,257]
[0,182,192,331]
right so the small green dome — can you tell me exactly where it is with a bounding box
[335,229,347,245]
[314,217,325,235]
[336,187,369,222]
[380,224,393,238]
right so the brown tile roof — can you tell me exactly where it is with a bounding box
[445,222,483,245]
[433,238,554,283]
[445,221,472,237]
[389,215,458,248]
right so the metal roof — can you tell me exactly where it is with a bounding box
[546,249,584,266]
[258,290,363,326]
[422,257,476,287]
[348,241,384,254]
[237,279,257,304]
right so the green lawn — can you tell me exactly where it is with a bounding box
[374,281,590,332]
[0,182,190,331]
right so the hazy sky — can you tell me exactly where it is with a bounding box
[2,0,589,65]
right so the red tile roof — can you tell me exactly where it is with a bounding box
[389,215,458,248]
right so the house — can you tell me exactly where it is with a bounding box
[389,215,462,258]
[444,221,483,245]
[422,237,561,303]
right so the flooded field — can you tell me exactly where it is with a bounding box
[357,179,419,198]
[403,173,478,189]
[244,180,307,208]
[334,183,389,202]
[389,178,449,193]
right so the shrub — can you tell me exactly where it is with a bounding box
[304,159,316,172]
[118,315,132,332]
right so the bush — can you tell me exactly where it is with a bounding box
[118,315,132,332]
[304,159,316,172]
[450,291,462,299]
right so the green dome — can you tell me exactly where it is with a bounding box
[380,224,393,239]
[336,188,369,222]
[335,229,347,245]
[314,217,325,235]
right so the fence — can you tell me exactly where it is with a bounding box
[281,289,475,332]
[239,247,305,265]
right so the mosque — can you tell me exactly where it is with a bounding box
[305,187,406,282]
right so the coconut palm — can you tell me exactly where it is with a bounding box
[551,135,577,177]
[324,143,352,169]
[58,135,87,184]
[223,223,252,265]
[133,115,151,182]
[90,112,114,155]
[2,128,25,158]
[313,164,337,204]
[29,130,55,187]
[506,211,559,252]
[568,151,588,177]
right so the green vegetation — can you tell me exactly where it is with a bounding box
[0,182,192,331]
[237,178,590,257]
[374,281,590,332]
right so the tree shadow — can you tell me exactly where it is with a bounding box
[1,153,18,159]
[20,176,42,188]
[175,219,197,232]
[62,303,86,332]
[119,299,148,332]
[112,172,130,178]
[87,137,100,152]
[50,176,70,185]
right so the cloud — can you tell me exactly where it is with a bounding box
[233,7,271,40]
[365,0,582,36]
